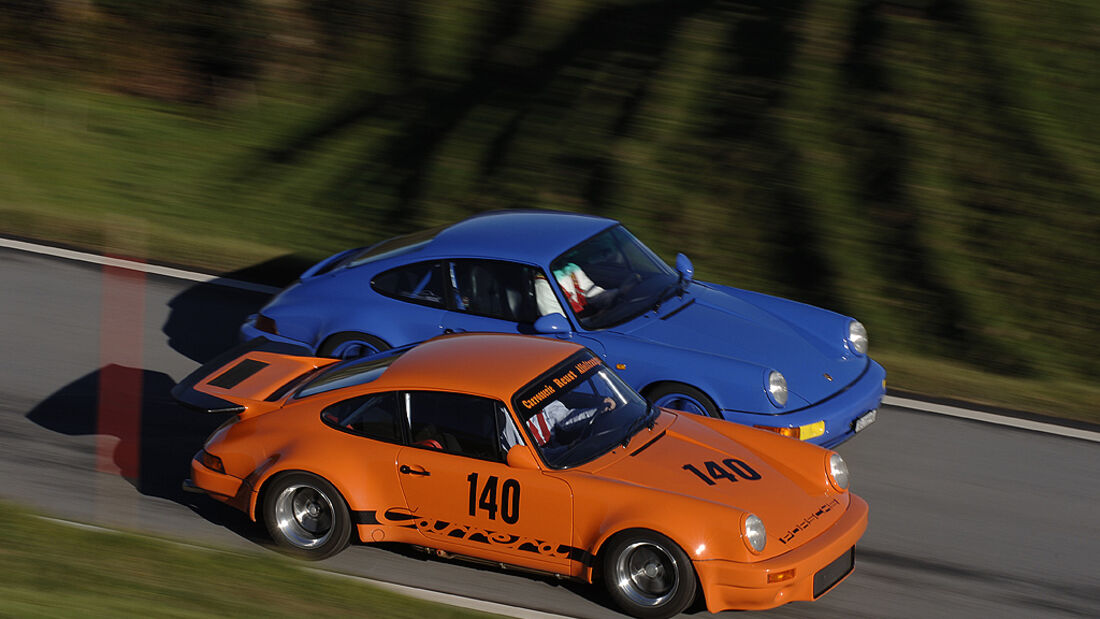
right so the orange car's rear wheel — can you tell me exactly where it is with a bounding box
[602,530,697,619]
[262,472,351,560]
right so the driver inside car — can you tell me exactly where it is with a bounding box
[525,394,617,447]
[535,264,617,317]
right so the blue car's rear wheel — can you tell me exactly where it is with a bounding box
[318,331,390,359]
[646,383,720,418]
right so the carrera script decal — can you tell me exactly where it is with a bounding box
[359,506,574,560]
[779,498,841,545]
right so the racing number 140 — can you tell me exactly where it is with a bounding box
[683,459,762,485]
[467,473,520,524]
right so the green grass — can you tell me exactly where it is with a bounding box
[1,1,1096,425]
[0,503,495,618]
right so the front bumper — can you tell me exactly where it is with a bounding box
[694,494,869,612]
[722,360,886,448]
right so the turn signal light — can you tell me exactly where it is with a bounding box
[754,421,825,441]
[756,425,800,439]
[767,568,796,583]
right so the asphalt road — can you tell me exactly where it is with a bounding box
[1,245,1098,618]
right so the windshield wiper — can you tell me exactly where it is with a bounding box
[651,283,680,314]
[620,404,658,447]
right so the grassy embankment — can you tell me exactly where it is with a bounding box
[0,502,494,618]
[1,1,1096,423]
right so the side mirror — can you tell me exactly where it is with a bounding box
[534,312,571,335]
[675,253,694,286]
[506,445,540,470]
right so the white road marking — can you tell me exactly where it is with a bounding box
[0,237,280,294]
[38,515,574,618]
[305,568,577,619]
[883,396,1100,443]
[4,235,1097,443]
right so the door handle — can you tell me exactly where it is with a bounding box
[442,328,467,335]
[399,464,431,476]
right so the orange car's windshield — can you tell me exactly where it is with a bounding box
[513,352,655,468]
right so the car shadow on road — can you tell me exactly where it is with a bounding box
[25,364,267,545]
[162,254,312,364]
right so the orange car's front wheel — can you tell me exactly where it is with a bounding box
[262,472,352,560]
[602,530,697,619]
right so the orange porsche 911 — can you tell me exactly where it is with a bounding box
[173,333,867,618]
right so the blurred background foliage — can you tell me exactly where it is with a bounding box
[1,0,1097,417]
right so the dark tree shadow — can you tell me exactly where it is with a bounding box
[25,365,267,544]
[162,254,313,364]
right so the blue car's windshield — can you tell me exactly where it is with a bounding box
[512,351,654,469]
[549,226,678,329]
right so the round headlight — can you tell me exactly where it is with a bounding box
[767,370,788,406]
[848,320,868,355]
[743,514,766,553]
[828,453,850,490]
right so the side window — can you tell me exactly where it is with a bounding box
[372,261,445,307]
[406,391,505,462]
[321,392,400,443]
[448,260,540,323]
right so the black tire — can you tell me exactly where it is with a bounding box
[261,472,352,560]
[645,382,721,418]
[601,530,698,619]
[317,331,390,359]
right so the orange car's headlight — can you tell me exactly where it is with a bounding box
[827,453,849,491]
[743,513,766,553]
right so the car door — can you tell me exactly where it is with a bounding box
[439,259,543,336]
[394,390,574,572]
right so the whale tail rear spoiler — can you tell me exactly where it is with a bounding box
[171,337,326,414]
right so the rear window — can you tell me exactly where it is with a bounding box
[345,226,445,269]
[295,349,408,398]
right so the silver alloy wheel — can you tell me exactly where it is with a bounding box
[273,483,335,549]
[612,540,679,607]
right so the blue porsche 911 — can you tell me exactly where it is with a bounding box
[241,210,884,447]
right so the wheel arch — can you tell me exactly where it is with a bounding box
[640,381,720,418]
[592,526,705,616]
[317,330,391,357]
[251,467,354,528]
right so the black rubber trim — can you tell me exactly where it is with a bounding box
[658,297,695,320]
[629,430,666,456]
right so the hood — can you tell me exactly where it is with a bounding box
[586,415,848,558]
[613,285,866,406]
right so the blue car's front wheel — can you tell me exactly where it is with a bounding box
[318,331,390,359]
[646,383,720,418]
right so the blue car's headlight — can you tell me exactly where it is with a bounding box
[766,370,788,407]
[847,320,868,355]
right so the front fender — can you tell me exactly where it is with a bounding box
[567,474,758,581]
[595,332,804,414]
